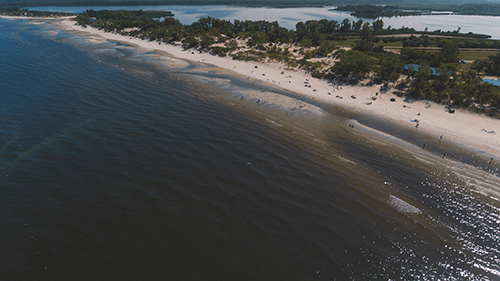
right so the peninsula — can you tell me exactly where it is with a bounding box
[1,9,499,157]
[69,9,500,115]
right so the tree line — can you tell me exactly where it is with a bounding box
[0,7,73,16]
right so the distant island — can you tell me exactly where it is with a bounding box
[334,5,432,19]
[334,3,500,18]
[1,0,500,16]
[0,7,73,17]
[2,7,499,117]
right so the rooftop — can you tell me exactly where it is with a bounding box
[483,78,500,87]
[403,64,451,76]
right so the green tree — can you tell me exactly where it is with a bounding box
[339,18,351,33]
[432,69,452,101]
[200,35,215,49]
[473,59,490,73]
[408,66,432,99]
[422,35,432,47]
[300,37,313,48]
[439,40,460,63]
[452,70,481,106]
[352,19,363,32]
[182,37,199,49]
[317,41,335,57]
[333,50,376,77]
[353,40,374,52]
[360,23,372,41]
[376,52,402,82]
[485,52,500,75]
[477,82,500,105]
[247,31,267,46]
[372,19,384,32]
[224,39,238,51]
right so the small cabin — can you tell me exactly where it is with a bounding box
[403,64,452,77]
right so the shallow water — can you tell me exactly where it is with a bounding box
[1,18,499,280]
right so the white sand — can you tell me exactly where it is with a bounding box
[0,15,75,20]
[17,16,500,157]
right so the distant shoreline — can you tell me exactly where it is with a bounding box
[3,15,499,159]
[4,1,500,17]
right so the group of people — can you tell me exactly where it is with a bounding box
[481,129,496,134]
[413,119,420,128]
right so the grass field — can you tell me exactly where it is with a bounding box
[460,51,498,61]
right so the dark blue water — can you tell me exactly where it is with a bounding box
[1,18,500,280]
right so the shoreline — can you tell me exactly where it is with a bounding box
[5,15,500,158]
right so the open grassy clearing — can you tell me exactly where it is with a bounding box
[460,51,499,61]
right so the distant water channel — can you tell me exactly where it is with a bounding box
[28,5,500,39]
[1,16,499,280]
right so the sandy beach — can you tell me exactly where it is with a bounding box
[6,15,499,158]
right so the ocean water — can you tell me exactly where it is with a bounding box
[1,18,500,280]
